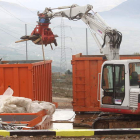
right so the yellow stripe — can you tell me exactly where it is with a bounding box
[0,130,10,137]
[56,129,94,137]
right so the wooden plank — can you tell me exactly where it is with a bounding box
[33,37,41,44]
[15,39,29,43]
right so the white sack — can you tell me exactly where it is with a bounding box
[0,87,55,114]
[1,104,26,113]
[0,96,32,113]
[30,101,55,115]
[3,87,13,96]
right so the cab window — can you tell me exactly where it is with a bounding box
[102,64,125,105]
[102,65,113,92]
[129,63,140,86]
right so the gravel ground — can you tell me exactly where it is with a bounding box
[1,135,140,140]
[52,97,73,109]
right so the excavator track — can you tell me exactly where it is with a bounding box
[73,112,100,128]
[92,113,140,129]
[73,112,140,129]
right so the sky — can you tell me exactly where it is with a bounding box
[1,0,139,69]
[0,0,127,11]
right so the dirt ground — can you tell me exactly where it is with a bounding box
[2,135,140,140]
[52,96,73,109]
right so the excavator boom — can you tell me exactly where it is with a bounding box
[16,4,122,60]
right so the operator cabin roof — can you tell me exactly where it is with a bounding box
[105,59,140,64]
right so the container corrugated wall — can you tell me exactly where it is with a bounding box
[72,53,140,112]
[0,60,52,102]
[32,61,52,102]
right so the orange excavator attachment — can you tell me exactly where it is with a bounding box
[15,13,58,49]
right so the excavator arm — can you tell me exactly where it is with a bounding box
[38,4,122,60]
[16,4,122,60]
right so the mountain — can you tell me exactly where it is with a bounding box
[91,0,126,12]
[100,0,140,18]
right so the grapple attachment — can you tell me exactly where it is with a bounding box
[30,22,57,46]
[15,13,58,49]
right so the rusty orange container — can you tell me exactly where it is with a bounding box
[72,53,140,112]
[0,60,52,102]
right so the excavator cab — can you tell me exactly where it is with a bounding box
[100,60,140,115]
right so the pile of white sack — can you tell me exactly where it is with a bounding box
[0,87,55,115]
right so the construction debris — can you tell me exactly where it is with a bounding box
[0,87,55,114]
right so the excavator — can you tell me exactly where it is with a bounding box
[16,4,140,129]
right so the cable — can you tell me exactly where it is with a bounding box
[0,4,25,23]
[53,113,76,122]
[0,4,35,28]
[69,4,81,21]
[69,27,80,53]
[0,25,22,36]
[0,28,19,39]
[102,30,122,49]
[0,42,45,56]
[0,4,27,23]
[16,0,37,15]
[0,43,23,52]
[53,26,78,54]
[0,6,11,15]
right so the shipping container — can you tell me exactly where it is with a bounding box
[71,53,140,112]
[0,60,52,102]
